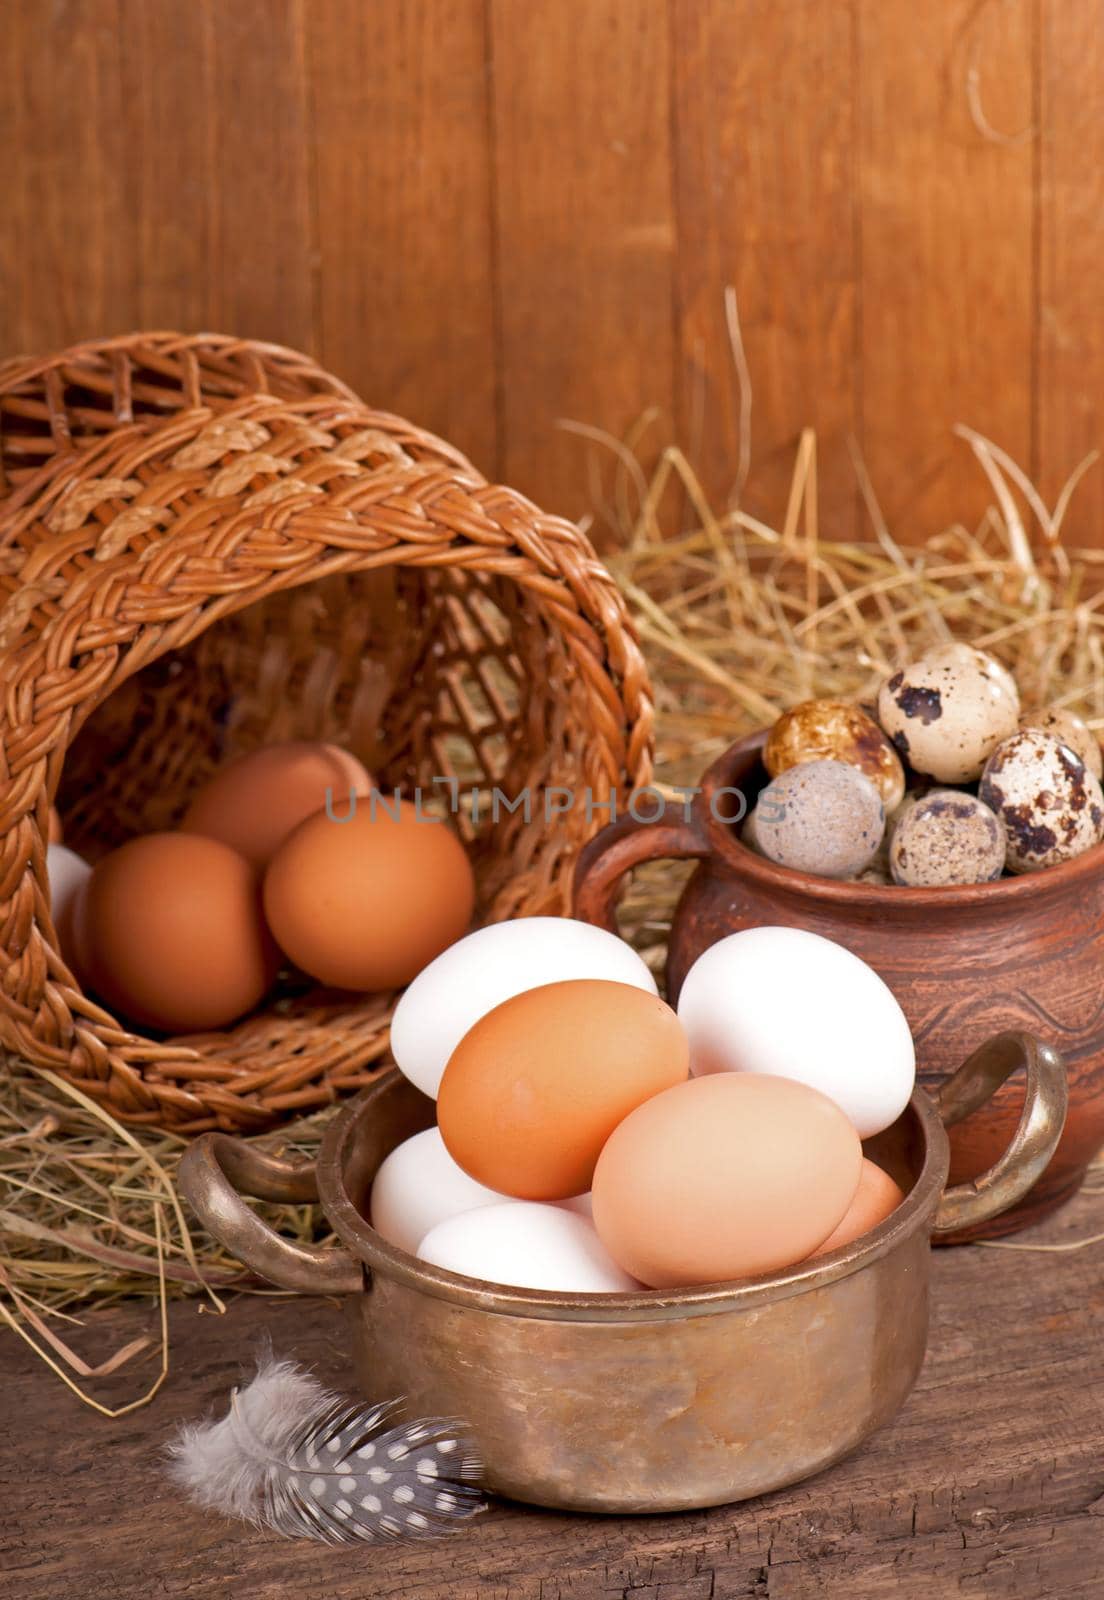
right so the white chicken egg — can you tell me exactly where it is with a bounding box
[676,926,915,1138]
[389,916,657,1098]
[417,1201,639,1293]
[47,843,91,925]
[370,1128,509,1255]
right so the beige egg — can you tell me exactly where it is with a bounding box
[851,862,892,887]
[754,760,885,879]
[936,641,1019,703]
[1020,707,1103,780]
[740,803,764,854]
[889,790,1006,887]
[877,645,1020,783]
[980,729,1104,874]
[764,699,905,811]
[811,1159,905,1256]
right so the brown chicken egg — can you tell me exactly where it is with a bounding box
[182,741,373,870]
[79,833,278,1032]
[765,699,905,811]
[592,1073,862,1288]
[811,1159,905,1256]
[437,980,690,1201]
[263,796,475,991]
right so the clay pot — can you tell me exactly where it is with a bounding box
[574,731,1104,1240]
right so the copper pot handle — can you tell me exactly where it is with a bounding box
[178,1133,363,1294]
[932,1032,1068,1235]
[573,810,711,931]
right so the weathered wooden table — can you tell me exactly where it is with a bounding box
[3,1184,1104,1600]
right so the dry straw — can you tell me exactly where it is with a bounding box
[6,399,1104,1405]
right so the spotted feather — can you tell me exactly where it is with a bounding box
[166,1356,484,1544]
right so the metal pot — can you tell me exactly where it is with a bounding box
[180,1034,1065,1513]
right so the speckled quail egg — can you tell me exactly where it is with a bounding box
[1020,707,1103,780]
[852,862,892,887]
[889,790,1006,887]
[937,641,1019,702]
[877,645,1020,783]
[754,760,885,879]
[741,803,764,854]
[979,729,1104,874]
[764,699,906,811]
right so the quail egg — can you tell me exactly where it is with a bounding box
[852,862,892,887]
[877,645,1020,783]
[754,760,885,879]
[1020,707,1103,781]
[764,698,905,811]
[741,803,764,854]
[979,729,1104,873]
[889,790,1006,887]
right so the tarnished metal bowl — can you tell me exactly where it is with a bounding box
[181,1033,1065,1513]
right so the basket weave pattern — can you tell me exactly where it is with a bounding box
[0,335,652,1132]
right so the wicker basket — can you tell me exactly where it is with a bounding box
[0,334,653,1133]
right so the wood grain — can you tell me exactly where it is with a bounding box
[489,0,677,532]
[0,0,136,354]
[857,0,1036,541]
[118,0,317,350]
[1037,2,1104,545]
[672,0,860,539]
[3,1183,1104,1597]
[5,2,1104,547]
[306,0,498,475]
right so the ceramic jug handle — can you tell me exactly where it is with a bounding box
[179,1133,363,1294]
[573,811,711,933]
[931,1032,1068,1235]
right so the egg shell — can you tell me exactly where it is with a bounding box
[182,741,374,870]
[765,699,905,810]
[263,796,474,990]
[46,843,92,972]
[889,789,1006,887]
[811,1159,905,1256]
[851,863,892,887]
[437,979,689,1200]
[1020,707,1103,780]
[80,833,278,1032]
[979,728,1104,874]
[754,760,885,879]
[46,843,91,926]
[417,1201,639,1293]
[369,1127,508,1255]
[938,640,1020,703]
[592,1074,862,1288]
[740,804,764,854]
[389,916,658,1099]
[877,645,1020,783]
[677,925,915,1138]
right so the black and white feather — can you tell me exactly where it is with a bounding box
[166,1356,484,1543]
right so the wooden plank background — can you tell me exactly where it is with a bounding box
[1,0,1099,546]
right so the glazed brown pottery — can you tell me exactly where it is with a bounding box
[179,1037,1064,1512]
[574,730,1104,1241]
